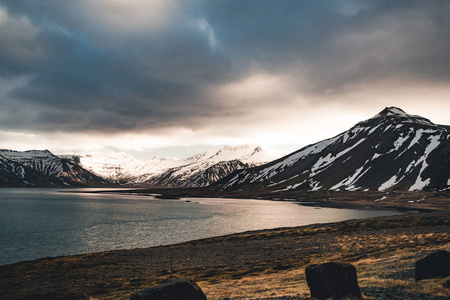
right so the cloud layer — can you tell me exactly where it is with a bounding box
[1,0,450,155]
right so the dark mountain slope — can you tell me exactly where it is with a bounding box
[218,107,450,192]
[0,155,53,187]
[150,160,250,187]
[0,150,110,187]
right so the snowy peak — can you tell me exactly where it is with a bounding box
[186,150,217,162]
[207,144,263,163]
[362,106,434,127]
[141,156,186,174]
[0,149,55,160]
[76,151,186,182]
[185,145,274,164]
[378,106,409,117]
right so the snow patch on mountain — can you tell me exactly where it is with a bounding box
[331,162,371,191]
[379,174,400,191]
[245,136,341,185]
[408,134,441,191]
[311,138,366,176]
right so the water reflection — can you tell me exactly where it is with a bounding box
[0,189,397,265]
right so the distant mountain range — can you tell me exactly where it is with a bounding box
[0,145,281,188]
[2,107,450,191]
[68,144,280,187]
[217,107,450,192]
[144,145,277,187]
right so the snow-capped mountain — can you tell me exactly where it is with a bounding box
[146,144,283,187]
[218,107,450,192]
[72,151,185,184]
[68,144,281,187]
[0,150,110,187]
[194,145,278,165]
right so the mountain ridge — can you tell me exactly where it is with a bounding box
[217,107,450,192]
[2,107,449,190]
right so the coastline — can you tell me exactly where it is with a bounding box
[82,187,450,213]
[1,211,449,299]
[293,199,440,213]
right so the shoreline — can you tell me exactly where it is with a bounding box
[1,211,449,299]
[90,187,450,212]
[293,199,440,213]
[63,186,450,213]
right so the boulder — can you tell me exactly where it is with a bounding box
[305,261,362,300]
[130,278,207,300]
[415,250,450,281]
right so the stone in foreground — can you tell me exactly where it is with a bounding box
[415,250,450,281]
[130,278,207,300]
[305,261,362,300]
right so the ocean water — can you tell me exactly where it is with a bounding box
[0,188,397,266]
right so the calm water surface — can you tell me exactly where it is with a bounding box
[0,188,397,265]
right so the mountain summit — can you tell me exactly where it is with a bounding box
[218,107,450,192]
[360,106,435,127]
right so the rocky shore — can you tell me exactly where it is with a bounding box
[1,210,449,299]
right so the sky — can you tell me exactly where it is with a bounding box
[1,0,450,160]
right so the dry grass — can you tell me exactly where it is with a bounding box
[355,243,450,299]
[198,242,450,299]
[199,268,309,299]
[411,277,450,297]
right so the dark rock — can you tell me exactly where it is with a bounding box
[415,250,450,281]
[305,261,362,300]
[130,278,207,300]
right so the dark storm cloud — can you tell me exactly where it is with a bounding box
[205,0,450,93]
[1,0,449,133]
